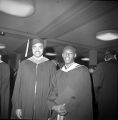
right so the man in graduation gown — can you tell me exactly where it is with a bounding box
[11,38,57,120]
[48,46,93,120]
[0,54,10,119]
[92,49,118,120]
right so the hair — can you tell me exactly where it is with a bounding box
[31,38,44,45]
[104,49,117,61]
[105,49,117,56]
[63,46,76,54]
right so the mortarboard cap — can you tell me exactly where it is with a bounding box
[31,37,45,46]
[25,37,47,57]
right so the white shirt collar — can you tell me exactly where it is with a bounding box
[27,55,49,64]
[0,60,3,63]
[32,55,43,61]
[61,62,82,72]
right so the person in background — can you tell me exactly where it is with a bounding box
[92,49,118,120]
[11,37,57,120]
[0,54,10,119]
[48,46,93,120]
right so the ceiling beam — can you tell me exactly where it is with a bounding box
[37,1,118,38]
[0,27,36,38]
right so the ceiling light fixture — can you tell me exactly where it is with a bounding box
[81,57,90,61]
[45,53,57,56]
[0,31,5,36]
[0,0,35,17]
[45,47,56,56]
[96,30,118,41]
[0,43,6,49]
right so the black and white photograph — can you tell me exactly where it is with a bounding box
[0,0,118,120]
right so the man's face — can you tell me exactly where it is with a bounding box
[32,43,44,58]
[62,49,76,64]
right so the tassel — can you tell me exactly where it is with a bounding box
[25,39,30,57]
[44,39,47,48]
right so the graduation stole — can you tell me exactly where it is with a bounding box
[27,56,49,64]
[61,62,83,72]
[0,60,3,63]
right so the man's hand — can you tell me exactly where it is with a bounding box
[16,109,22,119]
[52,104,67,116]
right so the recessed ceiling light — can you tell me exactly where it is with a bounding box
[0,0,35,17]
[0,31,5,36]
[81,57,90,61]
[0,43,6,49]
[45,53,57,56]
[96,30,118,41]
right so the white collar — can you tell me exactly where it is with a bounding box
[27,56,49,64]
[65,62,74,69]
[61,62,82,72]
[0,60,3,63]
[32,55,43,61]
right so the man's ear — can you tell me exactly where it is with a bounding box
[114,55,117,60]
[74,53,77,58]
[62,53,64,58]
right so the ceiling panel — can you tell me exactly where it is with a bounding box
[58,9,118,47]
[0,0,118,62]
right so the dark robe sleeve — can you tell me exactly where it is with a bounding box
[74,67,93,120]
[1,63,10,94]
[47,62,58,110]
[0,63,10,118]
[12,62,23,113]
[92,63,104,100]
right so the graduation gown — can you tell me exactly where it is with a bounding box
[0,62,10,118]
[92,60,118,120]
[12,56,56,120]
[49,63,93,120]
